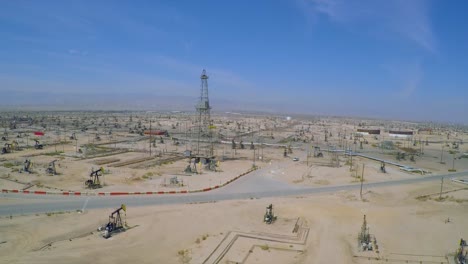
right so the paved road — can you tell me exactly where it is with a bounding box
[1,169,467,216]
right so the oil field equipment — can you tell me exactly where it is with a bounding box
[1,143,12,154]
[21,159,32,173]
[185,162,196,174]
[264,204,277,224]
[46,160,57,175]
[86,167,104,189]
[358,215,375,251]
[170,176,180,185]
[185,157,201,174]
[11,140,19,150]
[457,238,467,264]
[70,133,76,140]
[380,162,386,173]
[163,176,184,187]
[314,146,323,157]
[34,139,43,149]
[185,164,194,174]
[98,204,127,239]
[206,159,218,171]
[396,152,406,161]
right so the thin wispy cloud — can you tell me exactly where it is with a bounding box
[382,60,423,98]
[144,55,262,96]
[400,63,423,98]
[298,0,436,52]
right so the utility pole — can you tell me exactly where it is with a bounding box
[440,144,444,163]
[452,152,456,171]
[360,164,365,199]
[62,129,65,152]
[253,147,256,167]
[439,177,444,200]
[261,140,264,162]
[149,119,152,157]
[419,138,423,155]
[380,135,384,154]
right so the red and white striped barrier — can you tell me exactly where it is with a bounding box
[1,167,259,196]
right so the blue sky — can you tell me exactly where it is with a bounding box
[0,0,467,123]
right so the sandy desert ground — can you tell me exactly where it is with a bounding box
[1,181,467,264]
[1,112,467,263]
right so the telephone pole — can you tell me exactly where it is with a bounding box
[360,164,365,199]
[253,147,256,168]
[149,119,152,157]
[440,144,444,164]
[439,177,444,200]
[452,152,456,171]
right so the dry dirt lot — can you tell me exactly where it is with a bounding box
[0,180,466,264]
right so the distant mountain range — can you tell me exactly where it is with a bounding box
[1,90,466,125]
[0,90,285,113]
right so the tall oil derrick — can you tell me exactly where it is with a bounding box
[195,69,213,155]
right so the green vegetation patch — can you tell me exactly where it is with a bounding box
[2,162,15,168]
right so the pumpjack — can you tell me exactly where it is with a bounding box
[46,160,57,175]
[98,204,127,239]
[314,147,323,157]
[264,204,277,224]
[70,133,76,140]
[34,139,43,149]
[185,161,197,174]
[185,157,204,174]
[380,162,386,173]
[457,238,467,264]
[21,159,32,173]
[396,152,406,161]
[1,143,12,154]
[11,140,18,150]
[85,167,104,189]
[206,159,218,171]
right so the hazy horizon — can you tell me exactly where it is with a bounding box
[1,94,465,126]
